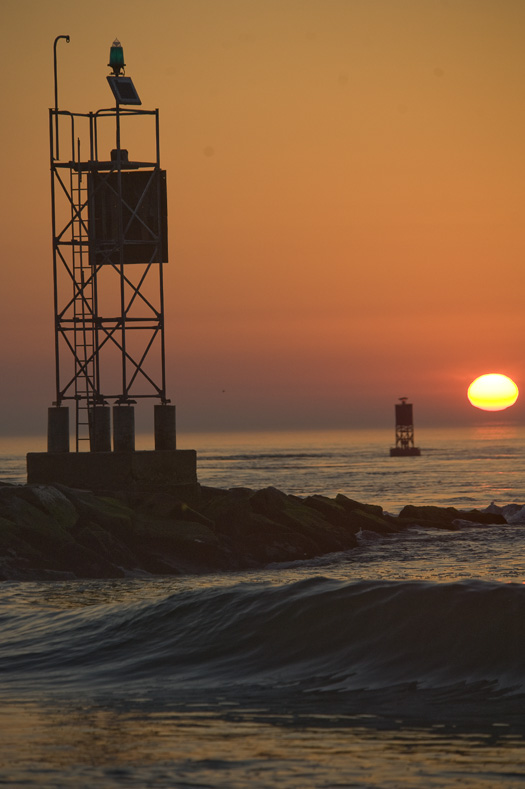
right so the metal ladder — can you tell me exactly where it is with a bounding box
[71,156,96,451]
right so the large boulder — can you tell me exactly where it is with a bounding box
[303,494,360,531]
[249,487,358,553]
[334,493,400,534]
[335,494,385,519]
[128,515,232,574]
[398,504,507,529]
[0,487,78,561]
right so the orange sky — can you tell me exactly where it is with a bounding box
[1,0,524,435]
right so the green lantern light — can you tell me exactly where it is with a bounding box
[109,39,125,76]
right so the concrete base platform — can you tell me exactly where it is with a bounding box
[389,447,421,457]
[27,450,198,496]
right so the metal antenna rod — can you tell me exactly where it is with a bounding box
[53,34,70,160]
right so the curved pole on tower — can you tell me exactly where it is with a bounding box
[53,34,70,160]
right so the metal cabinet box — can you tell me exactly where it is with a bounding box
[88,169,168,265]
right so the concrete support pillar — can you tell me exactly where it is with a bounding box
[47,406,70,453]
[113,405,135,452]
[89,406,111,452]
[154,404,176,450]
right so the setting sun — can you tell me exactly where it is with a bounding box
[467,374,519,412]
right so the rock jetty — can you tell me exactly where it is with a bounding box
[0,482,507,581]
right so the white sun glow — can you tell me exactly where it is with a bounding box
[467,374,519,411]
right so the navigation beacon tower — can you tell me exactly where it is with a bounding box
[27,38,197,493]
[389,397,421,457]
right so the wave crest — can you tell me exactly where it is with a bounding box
[2,579,524,704]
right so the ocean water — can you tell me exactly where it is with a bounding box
[1,425,525,788]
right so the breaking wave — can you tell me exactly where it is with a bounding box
[1,578,524,716]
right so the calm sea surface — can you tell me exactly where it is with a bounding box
[1,425,525,787]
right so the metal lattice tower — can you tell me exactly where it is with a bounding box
[49,40,169,451]
[27,38,196,493]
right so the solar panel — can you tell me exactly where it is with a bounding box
[107,76,142,105]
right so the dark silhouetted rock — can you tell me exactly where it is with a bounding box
[398,504,507,530]
[0,482,513,580]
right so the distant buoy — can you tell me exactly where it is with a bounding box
[389,398,421,457]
